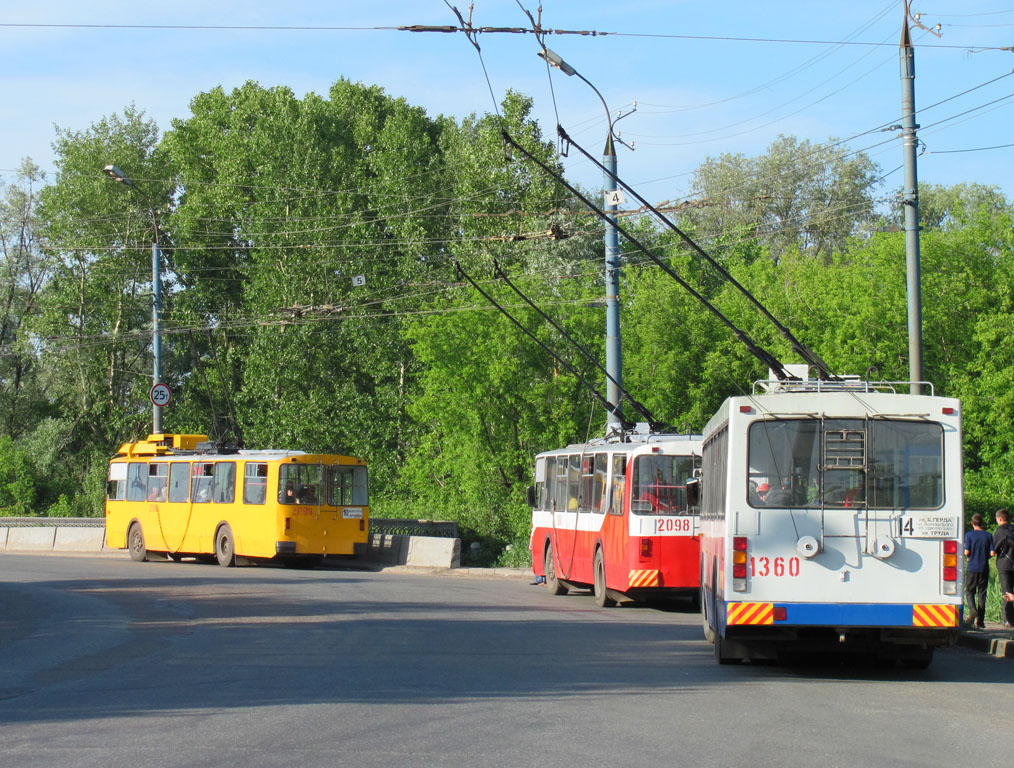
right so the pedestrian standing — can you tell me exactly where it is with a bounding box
[993,508,1014,628]
[964,513,992,628]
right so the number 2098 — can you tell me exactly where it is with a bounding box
[749,556,800,578]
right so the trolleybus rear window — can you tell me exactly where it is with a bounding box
[630,455,696,515]
[747,418,943,510]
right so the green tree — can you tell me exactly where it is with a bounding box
[686,134,880,261]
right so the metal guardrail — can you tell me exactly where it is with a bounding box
[0,517,104,528]
[0,517,461,538]
[369,519,459,538]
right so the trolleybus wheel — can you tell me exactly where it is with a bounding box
[593,548,616,608]
[901,648,933,669]
[215,524,236,567]
[714,632,742,665]
[127,522,148,562]
[544,540,567,596]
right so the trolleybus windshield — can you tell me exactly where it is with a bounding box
[747,418,943,510]
[630,454,696,515]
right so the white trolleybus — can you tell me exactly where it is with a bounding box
[699,374,962,666]
[529,427,703,607]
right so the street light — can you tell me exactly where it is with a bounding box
[103,164,165,435]
[538,47,625,429]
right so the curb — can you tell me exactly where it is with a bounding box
[958,627,1014,659]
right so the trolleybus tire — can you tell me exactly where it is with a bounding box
[127,522,148,562]
[900,648,933,669]
[215,524,236,567]
[544,540,567,596]
[714,632,742,665]
[593,548,616,608]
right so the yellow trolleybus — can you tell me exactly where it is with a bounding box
[105,434,369,567]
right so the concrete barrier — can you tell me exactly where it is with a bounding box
[0,519,461,569]
[7,527,56,551]
[53,527,107,552]
[368,533,461,569]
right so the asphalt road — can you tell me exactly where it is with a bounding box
[0,553,1008,768]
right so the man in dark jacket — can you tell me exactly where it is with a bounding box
[993,509,1014,628]
[964,513,992,628]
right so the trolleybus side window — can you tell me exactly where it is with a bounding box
[243,463,268,505]
[592,452,607,513]
[147,463,168,502]
[554,456,569,513]
[212,462,236,504]
[126,462,147,501]
[567,454,580,511]
[107,463,127,501]
[580,454,595,513]
[702,426,728,520]
[192,462,214,503]
[168,462,190,503]
[609,454,626,515]
[539,456,554,509]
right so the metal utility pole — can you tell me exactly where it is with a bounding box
[900,3,926,394]
[602,133,623,428]
[103,164,165,434]
[539,46,632,429]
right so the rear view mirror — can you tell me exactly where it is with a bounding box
[686,477,700,508]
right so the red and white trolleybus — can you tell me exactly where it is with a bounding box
[528,427,703,607]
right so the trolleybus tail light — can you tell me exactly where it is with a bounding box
[739,405,752,413]
[732,536,748,592]
[942,540,958,594]
[773,606,787,622]
[639,537,653,561]
[941,407,954,415]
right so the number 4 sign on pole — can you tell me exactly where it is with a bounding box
[150,382,172,407]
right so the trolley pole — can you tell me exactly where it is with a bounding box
[900,10,924,394]
[603,134,623,428]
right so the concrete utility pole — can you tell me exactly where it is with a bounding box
[900,4,925,394]
[103,164,165,434]
[602,133,623,429]
[539,46,629,428]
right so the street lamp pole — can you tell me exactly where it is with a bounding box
[539,47,626,430]
[103,164,164,434]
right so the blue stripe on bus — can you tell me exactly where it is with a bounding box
[778,603,916,626]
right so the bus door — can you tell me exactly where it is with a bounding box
[158,460,194,552]
[597,451,625,588]
[551,454,580,583]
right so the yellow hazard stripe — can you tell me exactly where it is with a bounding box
[912,604,958,627]
[727,602,774,625]
[627,569,660,589]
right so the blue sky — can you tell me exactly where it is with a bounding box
[2,1,1013,204]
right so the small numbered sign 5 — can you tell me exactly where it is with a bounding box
[149,382,172,407]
